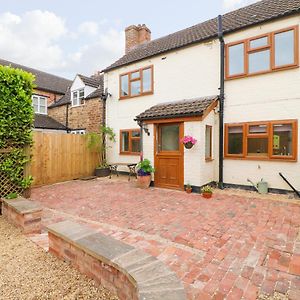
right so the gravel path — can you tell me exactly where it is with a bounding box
[0,216,118,300]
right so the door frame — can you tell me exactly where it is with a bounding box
[153,122,184,189]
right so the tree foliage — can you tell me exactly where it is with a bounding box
[0,65,35,190]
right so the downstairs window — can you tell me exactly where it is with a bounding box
[120,129,141,155]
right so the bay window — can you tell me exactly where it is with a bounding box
[225,120,297,161]
[226,26,299,79]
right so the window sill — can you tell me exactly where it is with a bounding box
[119,91,153,100]
[120,152,140,156]
[205,158,214,162]
[224,156,297,162]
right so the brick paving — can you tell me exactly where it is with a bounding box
[31,178,300,300]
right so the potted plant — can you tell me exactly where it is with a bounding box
[180,136,197,149]
[21,176,33,198]
[136,159,155,188]
[86,125,116,177]
[185,184,192,194]
[201,185,213,199]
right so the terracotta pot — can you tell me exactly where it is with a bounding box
[23,188,31,199]
[202,192,212,199]
[136,175,151,189]
[95,167,110,177]
[184,142,194,149]
[186,187,192,194]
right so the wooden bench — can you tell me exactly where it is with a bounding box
[109,163,137,181]
[47,220,186,300]
[1,197,42,234]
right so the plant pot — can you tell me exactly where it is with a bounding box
[95,167,110,177]
[202,192,212,199]
[136,175,151,189]
[184,142,194,149]
[186,187,192,194]
[23,188,31,199]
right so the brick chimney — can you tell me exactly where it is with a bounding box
[125,24,151,53]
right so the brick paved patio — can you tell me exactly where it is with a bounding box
[31,178,300,300]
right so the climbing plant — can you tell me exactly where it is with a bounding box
[0,65,35,195]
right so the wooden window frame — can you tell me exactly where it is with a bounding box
[225,120,298,161]
[119,129,141,155]
[119,65,154,99]
[225,25,299,79]
[205,125,213,161]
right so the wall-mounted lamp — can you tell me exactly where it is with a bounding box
[143,123,150,136]
[101,88,112,101]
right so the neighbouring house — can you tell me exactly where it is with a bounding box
[0,58,71,133]
[103,0,300,193]
[48,73,104,134]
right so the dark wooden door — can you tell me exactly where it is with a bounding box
[154,123,184,189]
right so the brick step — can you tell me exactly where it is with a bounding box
[47,220,187,300]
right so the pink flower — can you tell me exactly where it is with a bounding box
[180,135,197,145]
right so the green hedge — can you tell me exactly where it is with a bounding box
[0,65,35,191]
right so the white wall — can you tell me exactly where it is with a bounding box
[71,75,96,101]
[223,15,300,190]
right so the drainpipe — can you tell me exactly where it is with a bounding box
[137,120,144,161]
[218,15,225,189]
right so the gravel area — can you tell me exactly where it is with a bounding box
[258,292,289,300]
[0,216,118,300]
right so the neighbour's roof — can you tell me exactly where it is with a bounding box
[104,0,300,72]
[0,58,72,94]
[49,75,104,108]
[135,95,218,121]
[78,74,102,88]
[34,114,67,130]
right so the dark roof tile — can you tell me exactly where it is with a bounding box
[78,74,102,88]
[34,114,66,130]
[104,0,300,71]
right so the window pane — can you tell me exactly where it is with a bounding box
[131,139,140,153]
[121,132,129,152]
[205,126,212,159]
[160,125,179,151]
[33,104,39,113]
[32,96,38,105]
[121,75,129,96]
[228,43,245,76]
[132,130,140,138]
[275,30,295,67]
[131,71,140,80]
[249,50,270,73]
[228,126,243,155]
[250,37,268,49]
[142,68,152,92]
[39,106,46,114]
[247,138,268,156]
[131,80,141,96]
[249,124,268,134]
[272,123,293,156]
[39,97,47,106]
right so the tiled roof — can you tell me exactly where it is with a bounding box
[49,75,104,108]
[104,0,300,71]
[0,58,72,94]
[135,96,218,121]
[34,114,66,130]
[78,74,102,88]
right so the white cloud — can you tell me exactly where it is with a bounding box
[223,0,260,11]
[0,10,124,78]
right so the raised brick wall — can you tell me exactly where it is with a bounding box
[1,198,42,234]
[48,98,104,133]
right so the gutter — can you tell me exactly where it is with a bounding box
[218,15,225,189]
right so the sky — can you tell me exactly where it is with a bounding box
[0,0,259,79]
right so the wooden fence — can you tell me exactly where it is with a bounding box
[27,132,100,186]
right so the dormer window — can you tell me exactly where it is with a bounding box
[72,89,84,106]
[119,65,153,99]
[32,95,47,114]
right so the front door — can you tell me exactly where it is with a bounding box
[154,122,184,189]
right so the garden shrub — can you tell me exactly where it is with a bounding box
[0,65,35,193]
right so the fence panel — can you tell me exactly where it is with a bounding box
[28,132,99,186]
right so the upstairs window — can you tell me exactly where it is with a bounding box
[226,26,299,79]
[120,129,141,155]
[32,95,47,114]
[225,120,297,161]
[72,89,84,106]
[120,65,153,99]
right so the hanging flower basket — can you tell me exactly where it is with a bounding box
[180,136,197,149]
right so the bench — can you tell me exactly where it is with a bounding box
[47,220,186,300]
[1,197,42,234]
[109,163,137,181]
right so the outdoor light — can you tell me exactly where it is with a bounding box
[143,124,150,136]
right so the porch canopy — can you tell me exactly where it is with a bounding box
[135,95,219,122]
